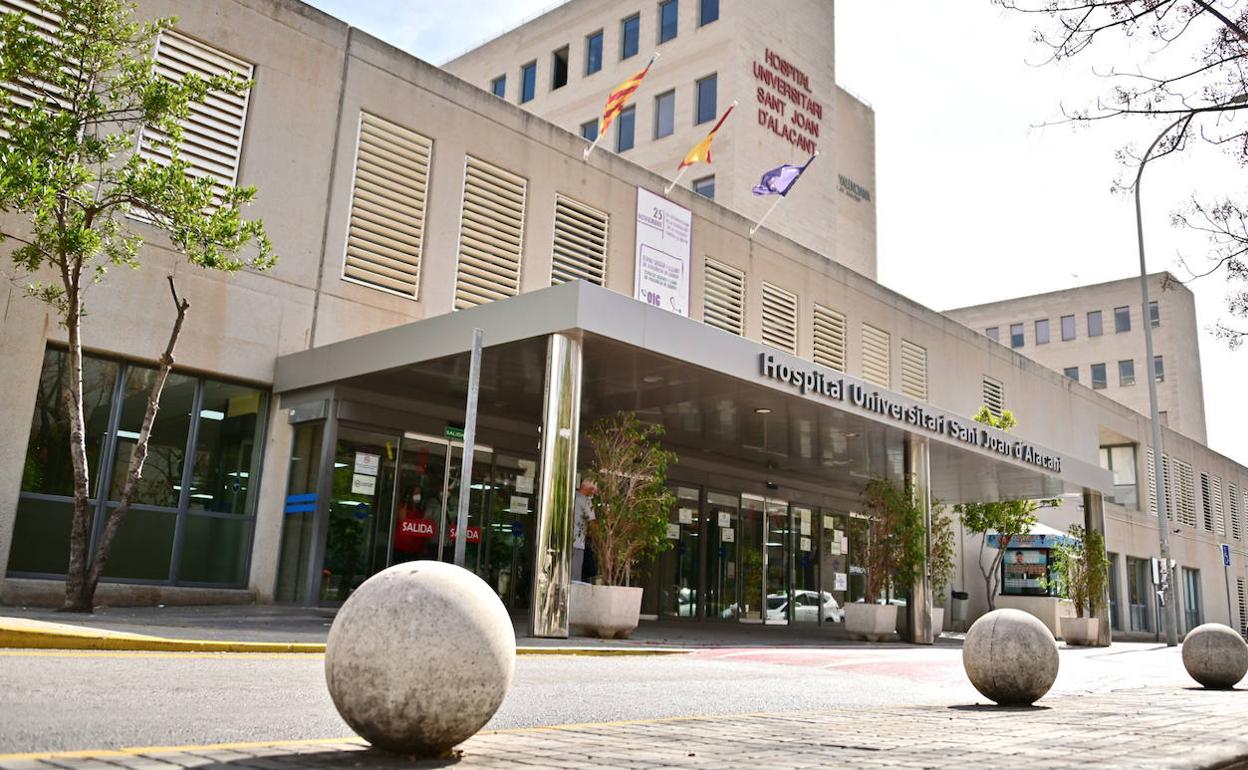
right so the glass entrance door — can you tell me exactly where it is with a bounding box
[790,505,819,623]
[320,427,398,604]
[764,499,790,624]
[659,486,701,618]
[440,444,491,568]
[391,436,448,565]
[740,495,766,621]
[705,490,739,619]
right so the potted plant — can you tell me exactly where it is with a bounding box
[928,501,956,636]
[847,478,925,642]
[572,412,676,638]
[1052,525,1110,646]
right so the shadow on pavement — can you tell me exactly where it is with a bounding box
[946,703,1051,712]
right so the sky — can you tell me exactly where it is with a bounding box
[302,0,1245,465]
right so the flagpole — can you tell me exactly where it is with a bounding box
[750,197,784,237]
[584,51,660,161]
[664,99,738,194]
[663,166,689,195]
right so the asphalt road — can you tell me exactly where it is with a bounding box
[0,642,1196,755]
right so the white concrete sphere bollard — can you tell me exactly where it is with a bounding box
[962,608,1059,706]
[324,561,516,756]
[1181,623,1248,689]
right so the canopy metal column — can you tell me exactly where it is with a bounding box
[906,435,934,644]
[530,333,584,638]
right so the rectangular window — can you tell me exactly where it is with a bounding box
[1061,314,1076,341]
[692,175,715,199]
[695,73,717,124]
[616,105,636,152]
[1063,366,1079,381]
[659,0,679,43]
[520,61,537,103]
[812,305,847,372]
[1087,310,1103,337]
[621,14,640,59]
[1118,359,1135,386]
[1150,300,1160,328]
[654,89,676,138]
[985,326,999,342]
[491,75,506,98]
[1009,322,1024,349]
[1099,444,1138,508]
[1091,362,1107,389]
[703,258,744,335]
[982,376,1004,418]
[1114,305,1131,333]
[1126,557,1151,632]
[1154,355,1165,382]
[1034,318,1050,345]
[1183,568,1202,632]
[761,282,798,354]
[699,0,719,25]
[585,30,603,75]
[551,46,569,90]
[580,119,598,141]
[1107,553,1121,631]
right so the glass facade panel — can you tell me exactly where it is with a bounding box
[696,74,717,124]
[699,0,719,25]
[1183,567,1202,632]
[790,506,818,623]
[654,90,675,138]
[1150,300,1160,327]
[1061,314,1076,341]
[765,499,789,623]
[585,31,603,75]
[580,119,598,141]
[7,496,75,574]
[1114,305,1131,332]
[659,0,678,43]
[490,75,505,98]
[1154,355,1165,382]
[692,175,714,199]
[1034,318,1050,345]
[275,421,324,602]
[739,496,765,619]
[520,62,536,103]
[1099,445,1138,507]
[1091,363,1107,389]
[1009,323,1024,348]
[109,368,197,508]
[1107,552,1121,631]
[1118,359,1135,387]
[1127,556,1151,632]
[99,506,176,581]
[188,381,265,514]
[178,515,251,584]
[621,14,640,59]
[705,491,739,618]
[1063,366,1079,381]
[659,486,700,618]
[1087,310,1103,337]
[616,105,636,152]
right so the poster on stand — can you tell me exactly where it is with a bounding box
[634,187,692,316]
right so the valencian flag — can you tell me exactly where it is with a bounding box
[678,103,736,170]
[752,153,818,197]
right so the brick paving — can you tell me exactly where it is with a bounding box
[3,686,1248,769]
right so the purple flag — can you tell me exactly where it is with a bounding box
[752,154,817,197]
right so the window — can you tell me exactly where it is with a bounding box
[621,14,640,59]
[659,0,679,43]
[692,175,715,199]
[1107,553,1121,632]
[1150,300,1160,328]
[695,73,717,124]
[1126,557,1151,632]
[1087,310,1103,337]
[1035,318,1050,345]
[654,89,676,138]
[139,31,253,206]
[585,30,603,75]
[1118,359,1135,386]
[10,346,265,584]
[1061,314,1076,341]
[985,326,999,342]
[761,282,798,354]
[812,305,847,372]
[703,258,744,335]
[699,0,719,25]
[900,340,928,401]
[1183,568,1202,632]
[616,105,636,151]
[862,324,891,388]
[1090,363,1107,389]
[1063,366,1079,382]
[551,194,609,286]
[1114,305,1131,333]
[982,376,1004,418]
[520,61,537,103]
[491,75,506,98]
[454,156,527,309]
[1009,322,1024,349]
[580,119,598,141]
[1099,444,1138,508]
[1154,355,1165,382]
[551,46,569,90]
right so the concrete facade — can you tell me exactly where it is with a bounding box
[0,0,1243,642]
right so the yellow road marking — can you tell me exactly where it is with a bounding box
[0,649,322,660]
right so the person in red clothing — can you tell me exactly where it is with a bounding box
[393,485,438,562]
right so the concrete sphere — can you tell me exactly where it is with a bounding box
[325,561,516,756]
[962,609,1059,706]
[1182,623,1248,689]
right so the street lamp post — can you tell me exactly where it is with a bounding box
[1133,115,1186,647]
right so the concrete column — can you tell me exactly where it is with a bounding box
[248,397,294,603]
[530,333,583,639]
[0,294,48,587]
[906,435,934,644]
[1083,489,1113,646]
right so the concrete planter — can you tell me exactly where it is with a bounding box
[1059,616,1099,646]
[570,582,644,639]
[931,607,945,637]
[845,603,898,642]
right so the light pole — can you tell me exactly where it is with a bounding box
[1133,114,1187,647]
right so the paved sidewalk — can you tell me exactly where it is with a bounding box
[2,686,1246,769]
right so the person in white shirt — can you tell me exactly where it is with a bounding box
[572,478,597,582]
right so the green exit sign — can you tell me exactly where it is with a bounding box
[444,426,465,441]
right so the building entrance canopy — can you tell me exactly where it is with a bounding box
[276,281,1111,507]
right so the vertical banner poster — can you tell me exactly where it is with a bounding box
[635,187,692,316]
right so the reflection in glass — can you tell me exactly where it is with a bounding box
[179,515,251,584]
[275,422,323,602]
[790,506,819,623]
[765,499,789,623]
[392,439,446,565]
[99,506,176,580]
[739,495,765,619]
[705,491,738,618]
[660,486,700,618]
[320,428,397,604]
[109,368,197,508]
[188,381,265,514]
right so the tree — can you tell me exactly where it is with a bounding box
[995,0,1248,344]
[955,406,1059,611]
[928,500,957,606]
[1050,525,1112,618]
[0,1,273,612]
[861,477,927,604]
[583,412,677,588]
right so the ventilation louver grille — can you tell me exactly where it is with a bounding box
[455,156,527,309]
[341,112,432,297]
[761,282,798,354]
[0,0,65,140]
[1176,461,1196,528]
[1213,476,1226,536]
[982,376,1005,419]
[862,324,891,388]
[703,259,744,335]
[812,305,846,372]
[1237,578,1247,640]
[900,340,928,401]
[551,195,608,286]
[1233,484,1243,541]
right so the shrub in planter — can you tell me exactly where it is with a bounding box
[1051,525,1110,646]
[849,478,926,641]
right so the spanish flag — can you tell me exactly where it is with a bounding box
[678,103,736,170]
[599,55,657,137]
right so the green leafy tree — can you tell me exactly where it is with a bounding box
[1050,525,1111,619]
[0,1,273,611]
[955,406,1058,611]
[928,500,957,605]
[583,412,676,587]
[861,477,926,604]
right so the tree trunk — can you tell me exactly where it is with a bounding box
[60,285,95,613]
